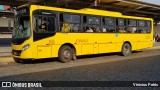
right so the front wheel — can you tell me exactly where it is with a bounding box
[121,43,132,56]
[58,45,73,63]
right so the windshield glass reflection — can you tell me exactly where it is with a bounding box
[13,16,30,38]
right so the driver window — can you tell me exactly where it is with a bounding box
[33,15,56,41]
[32,10,56,41]
[36,16,47,32]
[34,16,55,33]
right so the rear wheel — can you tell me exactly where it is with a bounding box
[58,45,73,63]
[121,43,132,56]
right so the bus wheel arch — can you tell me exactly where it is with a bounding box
[58,43,76,63]
[121,41,132,56]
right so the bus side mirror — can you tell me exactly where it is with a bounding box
[8,19,14,31]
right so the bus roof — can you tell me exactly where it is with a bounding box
[80,8,122,16]
[30,5,153,21]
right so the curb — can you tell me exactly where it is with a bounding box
[0,57,14,64]
[147,46,160,50]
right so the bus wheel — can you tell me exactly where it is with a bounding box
[72,48,77,60]
[58,45,73,63]
[13,57,23,63]
[121,43,131,56]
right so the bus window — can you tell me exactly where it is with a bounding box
[103,17,116,33]
[60,13,81,32]
[145,21,151,33]
[127,19,137,33]
[33,16,56,41]
[88,16,100,25]
[83,16,100,32]
[137,20,146,33]
[116,19,126,33]
[35,16,55,33]
[48,17,56,32]
[36,16,47,32]
[138,21,145,27]
[128,20,137,27]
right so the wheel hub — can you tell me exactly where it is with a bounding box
[63,50,71,59]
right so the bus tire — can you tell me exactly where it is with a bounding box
[13,57,23,63]
[58,45,73,63]
[121,43,131,56]
[72,48,77,60]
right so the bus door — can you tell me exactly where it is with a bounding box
[33,10,56,58]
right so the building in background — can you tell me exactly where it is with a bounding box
[0,5,13,44]
[0,5,13,34]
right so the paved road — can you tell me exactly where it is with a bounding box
[0,49,159,77]
[0,50,160,90]
[0,54,160,81]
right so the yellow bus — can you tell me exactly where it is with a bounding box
[10,4,153,63]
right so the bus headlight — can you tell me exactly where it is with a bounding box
[22,44,30,52]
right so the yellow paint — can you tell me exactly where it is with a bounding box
[0,57,12,60]
[12,4,153,60]
[37,46,52,58]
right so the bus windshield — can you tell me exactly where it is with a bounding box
[12,15,31,39]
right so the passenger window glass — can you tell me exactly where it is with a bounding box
[117,19,125,26]
[60,13,81,32]
[137,20,147,33]
[102,17,115,33]
[116,19,126,33]
[105,17,115,26]
[145,21,151,33]
[88,17,100,24]
[146,21,151,27]
[63,14,80,23]
[127,19,137,33]
[63,14,71,22]
[138,21,145,27]
[71,15,80,23]
[128,20,136,26]
[83,16,101,32]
